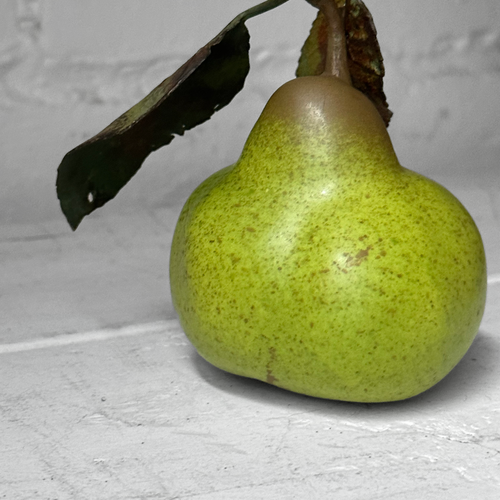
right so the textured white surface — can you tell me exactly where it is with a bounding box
[1,202,500,499]
[1,1,500,498]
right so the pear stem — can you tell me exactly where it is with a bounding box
[306,0,352,84]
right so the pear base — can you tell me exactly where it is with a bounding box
[170,166,486,403]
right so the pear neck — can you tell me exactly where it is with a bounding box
[236,76,401,182]
[256,77,395,151]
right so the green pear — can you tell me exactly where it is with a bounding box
[169,75,487,402]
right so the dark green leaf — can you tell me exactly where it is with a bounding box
[57,0,290,230]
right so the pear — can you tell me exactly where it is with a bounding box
[169,75,487,402]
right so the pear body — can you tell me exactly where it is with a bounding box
[170,76,486,402]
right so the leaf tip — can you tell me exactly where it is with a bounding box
[56,150,95,231]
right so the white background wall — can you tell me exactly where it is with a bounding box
[1,0,499,227]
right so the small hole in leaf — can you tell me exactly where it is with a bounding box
[88,192,94,204]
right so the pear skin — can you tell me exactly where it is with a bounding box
[170,76,487,402]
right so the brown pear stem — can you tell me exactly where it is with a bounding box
[306,0,352,84]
